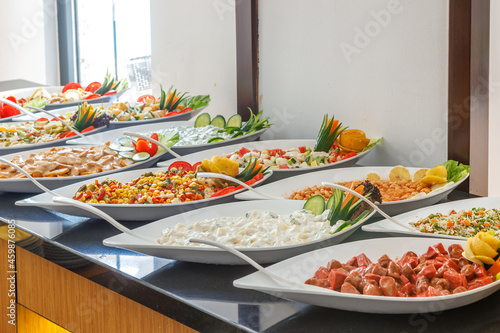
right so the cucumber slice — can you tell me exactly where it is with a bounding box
[210,115,226,128]
[226,114,242,128]
[326,195,335,210]
[208,137,224,143]
[303,195,326,215]
[119,151,135,159]
[132,152,150,161]
[194,113,211,128]
[109,143,134,152]
[118,137,135,147]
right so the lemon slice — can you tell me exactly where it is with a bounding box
[464,238,483,265]
[365,172,381,181]
[413,169,429,182]
[388,166,411,181]
[426,165,447,179]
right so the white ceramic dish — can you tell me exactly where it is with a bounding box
[362,197,500,239]
[158,139,375,181]
[67,120,269,160]
[103,199,375,264]
[0,122,105,155]
[15,167,273,221]
[15,103,208,128]
[0,85,125,114]
[0,144,167,193]
[234,166,469,216]
[234,237,500,313]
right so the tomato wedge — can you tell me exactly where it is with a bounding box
[137,94,156,103]
[164,111,179,117]
[192,161,202,171]
[210,186,237,198]
[85,93,101,100]
[85,82,102,93]
[62,82,82,93]
[103,90,117,96]
[6,96,17,104]
[168,161,193,172]
[81,126,95,133]
[1,105,19,118]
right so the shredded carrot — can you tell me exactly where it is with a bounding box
[341,184,364,209]
[447,220,453,227]
[465,219,471,226]
[484,222,491,227]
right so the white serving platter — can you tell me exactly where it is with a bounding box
[103,199,375,264]
[234,166,468,216]
[234,237,500,313]
[0,144,167,193]
[0,85,125,116]
[66,120,269,160]
[15,167,272,221]
[14,103,208,128]
[362,197,500,239]
[0,122,105,155]
[158,139,375,181]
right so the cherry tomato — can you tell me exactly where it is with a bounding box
[168,161,193,172]
[151,133,159,141]
[137,94,156,103]
[135,138,158,156]
[103,90,117,96]
[62,82,83,93]
[85,93,101,100]
[85,82,102,93]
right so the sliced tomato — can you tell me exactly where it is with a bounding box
[135,138,158,156]
[51,116,66,122]
[62,82,82,93]
[85,93,101,100]
[85,82,102,93]
[168,161,193,172]
[298,146,307,153]
[179,107,192,114]
[151,133,159,141]
[210,186,237,198]
[341,152,357,160]
[137,94,156,103]
[103,90,117,96]
[192,161,202,170]
[6,96,17,104]
[35,117,49,122]
[81,126,95,133]
[164,111,179,117]
[1,105,19,118]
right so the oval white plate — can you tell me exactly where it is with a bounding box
[15,167,273,221]
[234,166,469,216]
[0,122,105,155]
[15,103,208,128]
[102,199,375,264]
[158,139,376,181]
[234,237,500,313]
[0,144,168,193]
[66,120,269,160]
[0,85,125,115]
[362,197,500,239]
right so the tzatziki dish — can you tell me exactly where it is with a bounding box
[103,200,376,264]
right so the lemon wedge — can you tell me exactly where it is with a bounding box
[413,169,429,182]
[365,172,381,181]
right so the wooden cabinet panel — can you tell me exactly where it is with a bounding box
[16,246,197,333]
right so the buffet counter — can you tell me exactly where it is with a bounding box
[4,190,500,333]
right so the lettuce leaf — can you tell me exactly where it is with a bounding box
[24,97,48,109]
[361,137,382,152]
[441,160,470,183]
[184,94,211,110]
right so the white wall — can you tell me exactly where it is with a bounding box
[0,0,59,85]
[489,1,500,196]
[259,0,449,167]
[150,0,237,118]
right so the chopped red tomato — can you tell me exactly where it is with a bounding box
[279,164,289,169]
[85,82,102,93]
[239,147,250,156]
[298,146,307,153]
[62,82,82,93]
[137,94,156,103]
[168,161,193,172]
